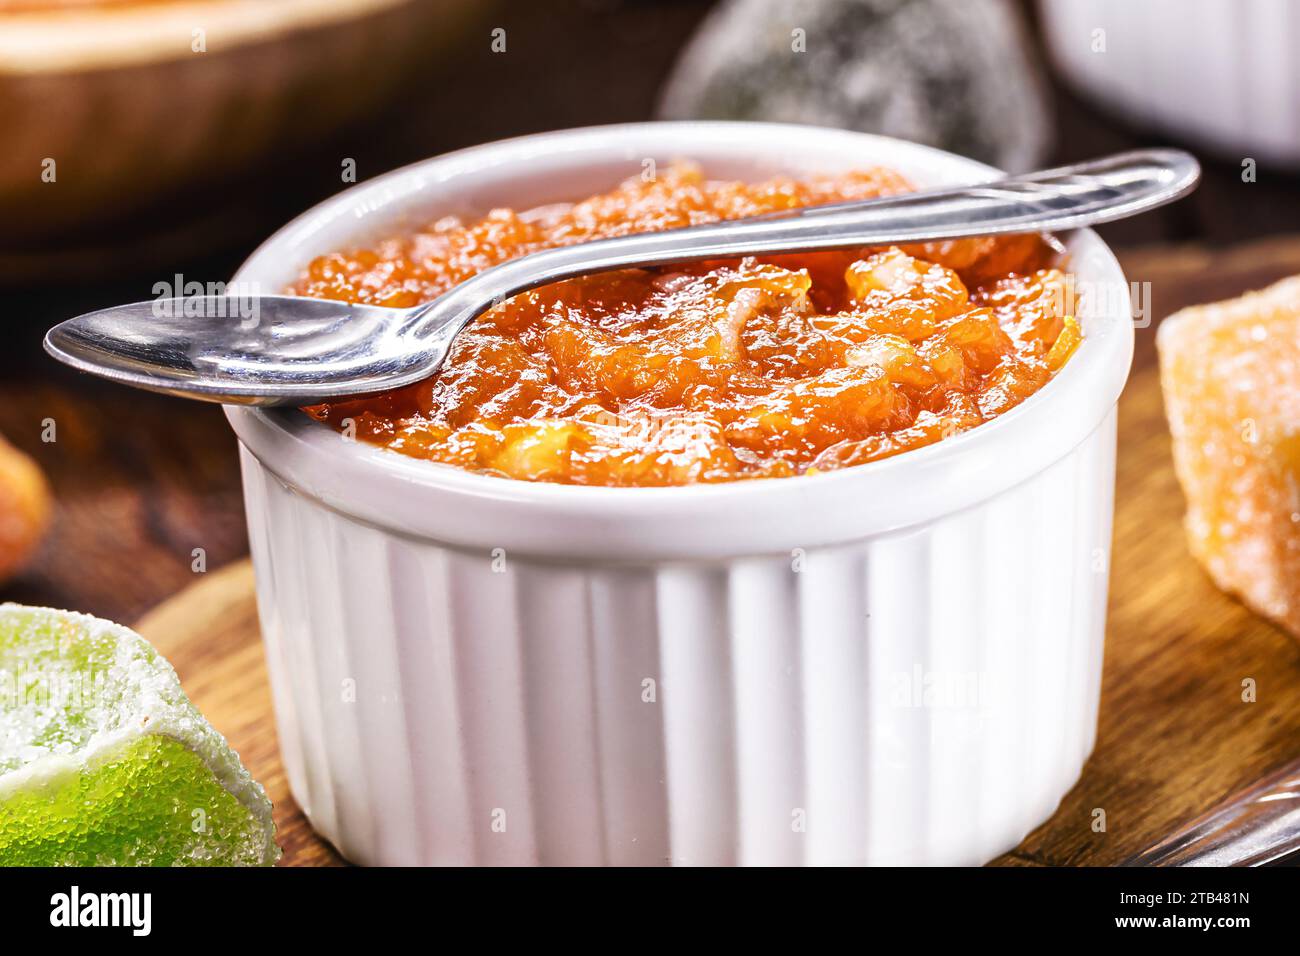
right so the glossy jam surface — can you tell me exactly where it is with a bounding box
[298,165,1078,486]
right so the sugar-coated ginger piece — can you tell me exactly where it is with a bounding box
[1158,276,1300,637]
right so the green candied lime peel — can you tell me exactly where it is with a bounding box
[0,604,277,866]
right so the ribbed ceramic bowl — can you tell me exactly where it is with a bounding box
[226,122,1133,866]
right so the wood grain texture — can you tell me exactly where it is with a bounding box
[125,362,1300,867]
[0,381,250,623]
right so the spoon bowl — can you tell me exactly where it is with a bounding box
[45,295,437,406]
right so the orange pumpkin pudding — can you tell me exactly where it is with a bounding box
[296,165,1079,487]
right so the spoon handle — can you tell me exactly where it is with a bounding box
[411,148,1199,342]
[1122,757,1300,866]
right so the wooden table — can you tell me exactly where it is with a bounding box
[5,237,1300,866]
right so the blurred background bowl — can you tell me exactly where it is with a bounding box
[0,0,486,249]
[1038,0,1300,168]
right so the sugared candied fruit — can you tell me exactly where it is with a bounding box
[296,164,1078,487]
[0,605,277,866]
[1158,276,1300,637]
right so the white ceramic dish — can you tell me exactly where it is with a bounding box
[1038,0,1300,167]
[226,122,1133,866]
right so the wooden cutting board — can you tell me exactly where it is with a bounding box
[131,360,1300,867]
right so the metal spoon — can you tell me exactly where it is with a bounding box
[44,149,1199,406]
[1123,756,1300,866]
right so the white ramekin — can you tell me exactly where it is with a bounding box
[226,122,1132,866]
[1038,0,1300,167]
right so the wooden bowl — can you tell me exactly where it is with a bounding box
[0,0,484,245]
